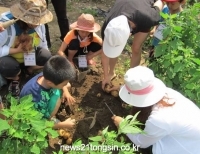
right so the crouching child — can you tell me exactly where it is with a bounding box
[20,55,76,129]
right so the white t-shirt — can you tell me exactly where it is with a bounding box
[127,88,200,154]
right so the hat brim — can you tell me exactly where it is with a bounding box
[103,33,129,58]
[10,3,53,25]
[70,21,100,32]
[119,78,166,107]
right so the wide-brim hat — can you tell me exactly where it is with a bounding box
[10,0,53,25]
[119,66,166,107]
[70,13,100,32]
[103,15,130,58]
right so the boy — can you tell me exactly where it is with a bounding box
[20,55,76,129]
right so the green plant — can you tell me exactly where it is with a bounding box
[81,8,97,16]
[0,95,59,154]
[116,56,130,76]
[148,3,200,106]
[62,112,142,154]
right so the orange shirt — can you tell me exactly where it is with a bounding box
[64,30,102,48]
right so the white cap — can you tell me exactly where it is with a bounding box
[103,15,130,58]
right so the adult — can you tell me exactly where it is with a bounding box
[45,0,69,48]
[101,0,164,90]
[0,0,52,96]
[112,66,200,154]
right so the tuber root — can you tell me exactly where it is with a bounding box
[111,90,119,97]
[66,138,72,145]
[58,129,65,136]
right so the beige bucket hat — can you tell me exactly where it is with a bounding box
[10,0,53,25]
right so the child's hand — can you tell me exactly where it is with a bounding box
[62,92,76,105]
[149,26,157,37]
[112,115,124,127]
[62,84,76,105]
[62,118,76,129]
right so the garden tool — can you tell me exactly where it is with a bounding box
[104,102,115,116]
[75,111,97,130]
[74,62,88,83]
[89,111,97,130]
[1,19,18,29]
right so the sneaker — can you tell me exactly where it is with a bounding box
[8,81,20,97]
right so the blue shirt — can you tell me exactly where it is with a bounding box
[152,6,170,46]
[20,73,61,119]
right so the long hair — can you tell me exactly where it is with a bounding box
[74,30,93,41]
[131,96,175,130]
[16,20,30,32]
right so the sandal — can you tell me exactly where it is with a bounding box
[111,74,117,81]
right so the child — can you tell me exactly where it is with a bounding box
[149,0,186,57]
[57,13,102,67]
[0,0,52,96]
[20,55,76,129]
[111,66,200,154]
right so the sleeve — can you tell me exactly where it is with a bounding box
[64,30,76,45]
[38,25,48,50]
[48,89,62,115]
[0,30,10,57]
[126,117,169,148]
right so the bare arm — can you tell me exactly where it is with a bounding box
[0,23,5,32]
[53,118,76,129]
[57,42,68,57]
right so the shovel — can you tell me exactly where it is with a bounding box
[74,61,88,83]
[76,111,98,130]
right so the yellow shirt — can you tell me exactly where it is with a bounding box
[11,32,40,63]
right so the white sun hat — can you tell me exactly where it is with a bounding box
[119,66,167,107]
[103,15,131,58]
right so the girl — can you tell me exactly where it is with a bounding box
[58,13,102,67]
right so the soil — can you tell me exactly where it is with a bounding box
[0,0,142,153]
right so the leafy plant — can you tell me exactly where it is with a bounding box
[0,95,59,154]
[148,3,200,106]
[62,112,142,154]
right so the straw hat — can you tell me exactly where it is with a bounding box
[119,66,166,107]
[10,0,53,25]
[70,13,100,32]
